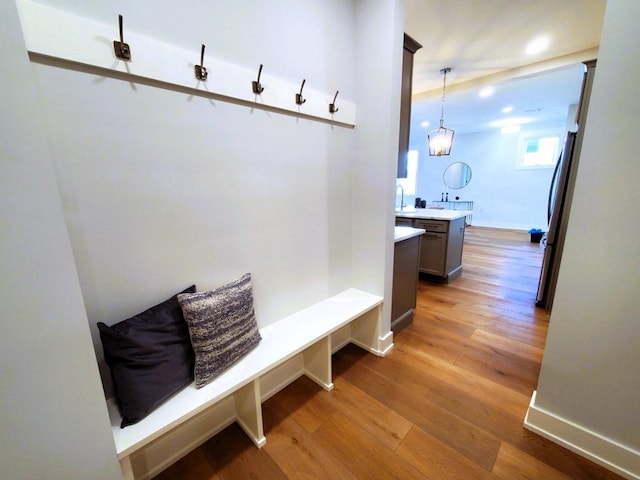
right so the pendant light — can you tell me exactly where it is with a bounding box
[428,67,455,156]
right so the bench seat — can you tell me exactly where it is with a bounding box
[106,288,385,480]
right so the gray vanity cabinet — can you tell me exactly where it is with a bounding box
[418,230,447,275]
[391,234,421,334]
[395,216,413,227]
[443,217,465,280]
[398,216,466,282]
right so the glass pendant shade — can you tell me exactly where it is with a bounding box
[428,122,455,156]
[428,67,455,156]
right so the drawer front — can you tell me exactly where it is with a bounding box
[414,219,448,233]
[395,217,414,226]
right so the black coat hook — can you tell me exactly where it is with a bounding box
[252,64,265,94]
[296,79,307,105]
[329,90,339,113]
[195,44,208,81]
[113,14,131,61]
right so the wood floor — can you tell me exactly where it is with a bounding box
[154,227,623,480]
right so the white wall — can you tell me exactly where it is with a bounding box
[23,0,361,396]
[0,0,121,478]
[528,0,640,477]
[413,126,565,230]
[352,0,404,340]
[14,0,401,405]
[3,1,402,477]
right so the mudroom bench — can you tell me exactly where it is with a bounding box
[107,288,385,480]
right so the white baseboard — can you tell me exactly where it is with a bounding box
[331,325,352,354]
[524,391,640,480]
[377,331,394,356]
[260,355,304,402]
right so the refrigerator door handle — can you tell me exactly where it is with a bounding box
[548,153,562,224]
[536,245,553,304]
[547,133,576,244]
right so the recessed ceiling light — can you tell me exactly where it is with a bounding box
[502,106,513,113]
[421,121,430,128]
[526,36,550,55]
[479,86,495,98]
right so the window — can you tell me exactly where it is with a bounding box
[519,135,560,168]
[397,149,418,195]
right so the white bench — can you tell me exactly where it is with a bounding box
[106,288,386,480]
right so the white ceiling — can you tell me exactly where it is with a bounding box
[405,0,607,137]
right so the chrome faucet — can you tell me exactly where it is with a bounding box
[396,184,404,210]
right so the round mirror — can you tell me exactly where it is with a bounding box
[443,162,472,189]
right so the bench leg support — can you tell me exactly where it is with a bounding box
[119,455,134,480]
[303,336,333,391]
[234,379,266,448]
[350,306,385,354]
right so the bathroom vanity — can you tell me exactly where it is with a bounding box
[392,226,424,333]
[395,209,469,283]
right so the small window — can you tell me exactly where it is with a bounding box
[397,149,418,195]
[520,135,560,168]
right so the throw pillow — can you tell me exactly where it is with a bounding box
[98,285,196,428]
[178,273,261,388]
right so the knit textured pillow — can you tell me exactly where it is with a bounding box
[178,273,261,388]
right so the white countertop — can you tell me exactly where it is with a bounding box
[395,207,471,221]
[394,226,426,243]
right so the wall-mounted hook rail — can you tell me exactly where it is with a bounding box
[194,44,208,81]
[252,64,265,94]
[20,3,357,128]
[329,90,339,113]
[296,79,307,105]
[113,14,131,61]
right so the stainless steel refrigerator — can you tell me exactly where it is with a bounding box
[536,60,596,310]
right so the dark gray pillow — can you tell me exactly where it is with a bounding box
[178,273,261,388]
[98,285,196,428]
